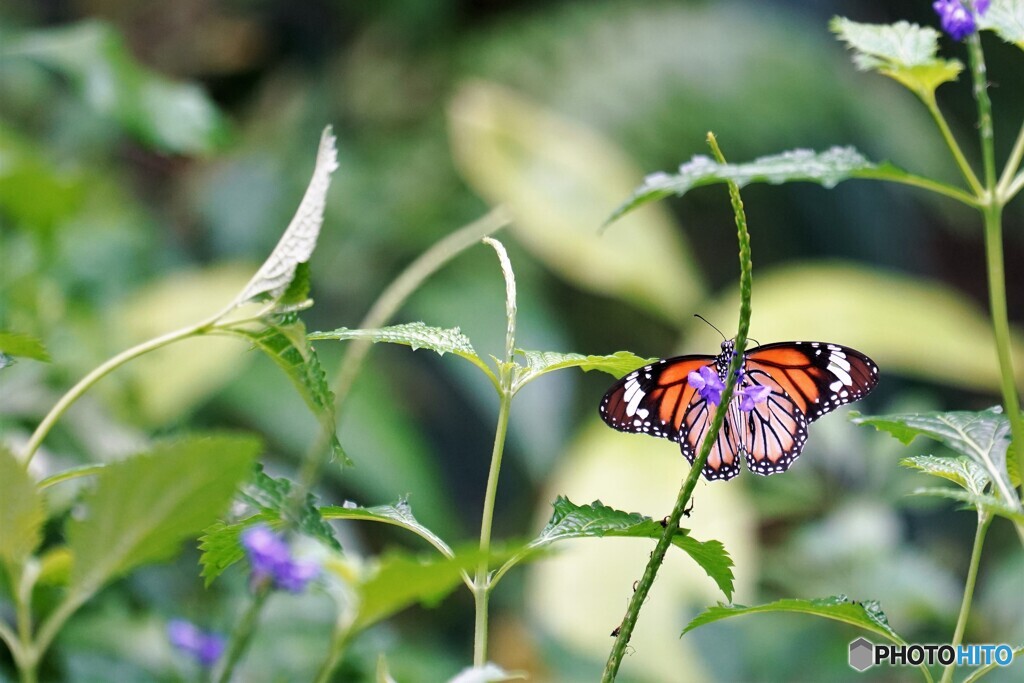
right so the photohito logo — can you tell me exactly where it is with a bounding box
[849,638,1014,671]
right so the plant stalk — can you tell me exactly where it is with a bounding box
[216,586,270,683]
[313,621,354,683]
[939,512,992,683]
[921,94,984,197]
[602,132,753,681]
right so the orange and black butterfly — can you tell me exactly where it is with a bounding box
[599,340,879,481]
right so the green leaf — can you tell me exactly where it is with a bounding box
[912,488,1024,523]
[682,596,903,643]
[900,455,990,495]
[198,517,265,586]
[853,408,1020,504]
[511,350,654,391]
[979,0,1024,49]
[610,147,931,222]
[223,317,349,466]
[322,498,453,557]
[311,322,478,357]
[448,663,527,683]
[830,18,963,96]
[0,124,85,231]
[0,331,50,363]
[67,434,260,594]
[0,446,45,567]
[11,21,229,154]
[350,549,479,631]
[276,261,313,310]
[232,127,338,306]
[531,497,734,600]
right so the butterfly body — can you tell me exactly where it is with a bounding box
[599,340,879,481]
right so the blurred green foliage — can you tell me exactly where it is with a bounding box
[1,0,1022,681]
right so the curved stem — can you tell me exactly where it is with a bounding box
[313,621,355,683]
[921,93,984,197]
[21,313,222,465]
[603,132,753,681]
[939,512,992,683]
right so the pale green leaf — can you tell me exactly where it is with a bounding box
[448,81,704,325]
[11,21,229,154]
[0,446,45,566]
[912,488,1024,523]
[0,331,50,362]
[682,596,903,643]
[322,498,453,557]
[224,317,349,466]
[376,655,398,683]
[853,408,1019,505]
[310,322,480,361]
[448,663,527,683]
[512,349,654,391]
[830,18,963,95]
[530,497,734,600]
[611,147,925,221]
[979,0,1024,49]
[233,127,338,306]
[900,455,989,495]
[67,434,260,594]
[352,550,481,631]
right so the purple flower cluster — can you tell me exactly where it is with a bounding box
[167,619,225,668]
[687,365,771,412]
[240,524,319,593]
[933,0,990,41]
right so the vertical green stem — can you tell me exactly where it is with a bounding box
[967,33,1024,500]
[939,513,992,683]
[602,133,753,681]
[216,586,271,683]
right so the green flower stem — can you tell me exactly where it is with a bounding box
[939,512,992,683]
[966,32,1024,500]
[19,307,240,466]
[602,132,753,682]
[216,585,271,683]
[313,621,355,683]
[962,645,1024,683]
[1005,170,1024,202]
[921,94,984,197]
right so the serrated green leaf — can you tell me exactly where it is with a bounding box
[322,498,453,557]
[223,318,350,466]
[0,331,50,362]
[241,465,341,550]
[67,434,259,594]
[198,512,276,586]
[233,127,338,306]
[311,322,477,356]
[530,497,734,600]
[853,408,1020,506]
[830,18,963,96]
[449,663,527,683]
[0,446,45,566]
[912,487,1024,523]
[511,349,654,391]
[351,549,480,631]
[900,455,990,495]
[610,148,932,222]
[979,0,1024,49]
[11,21,229,154]
[277,261,313,310]
[681,596,903,643]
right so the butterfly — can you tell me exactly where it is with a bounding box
[599,339,879,481]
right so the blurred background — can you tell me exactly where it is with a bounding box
[1,0,1023,681]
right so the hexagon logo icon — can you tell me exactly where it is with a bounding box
[849,637,875,672]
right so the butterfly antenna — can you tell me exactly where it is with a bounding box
[693,314,726,341]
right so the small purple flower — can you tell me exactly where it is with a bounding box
[738,385,772,412]
[687,366,725,406]
[933,0,990,41]
[167,619,225,668]
[241,524,319,593]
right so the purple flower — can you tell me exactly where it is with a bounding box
[738,385,772,412]
[241,524,319,593]
[933,0,990,41]
[687,366,725,406]
[167,619,225,668]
